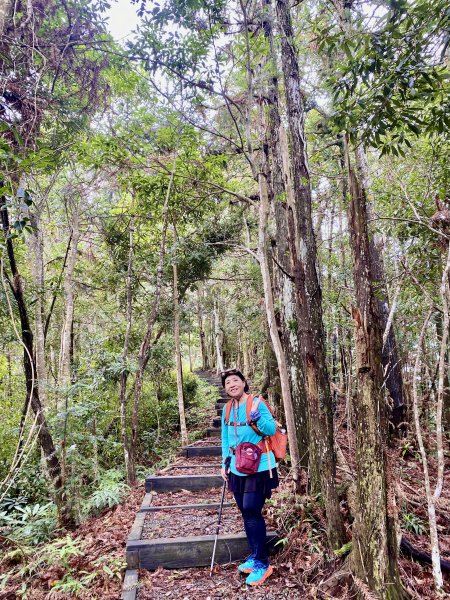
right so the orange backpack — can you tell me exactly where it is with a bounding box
[225,394,288,462]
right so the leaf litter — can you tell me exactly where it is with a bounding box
[141,506,242,539]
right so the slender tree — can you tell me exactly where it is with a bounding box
[119,213,135,485]
[130,139,179,480]
[172,225,188,447]
[0,192,72,526]
[261,0,309,468]
[275,0,345,548]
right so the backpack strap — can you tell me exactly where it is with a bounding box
[225,394,273,458]
[225,399,232,424]
[225,394,256,425]
[247,395,268,439]
[245,395,259,422]
[225,395,274,431]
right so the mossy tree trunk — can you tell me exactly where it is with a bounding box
[345,146,408,599]
[275,0,345,549]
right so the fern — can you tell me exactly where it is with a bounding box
[82,469,129,515]
[0,502,56,545]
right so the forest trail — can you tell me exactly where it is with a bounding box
[121,372,450,600]
[122,372,284,600]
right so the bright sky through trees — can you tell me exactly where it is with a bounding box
[107,0,139,41]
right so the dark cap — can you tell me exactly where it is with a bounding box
[220,368,249,393]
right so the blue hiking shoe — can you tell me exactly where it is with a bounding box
[245,561,273,586]
[238,555,256,574]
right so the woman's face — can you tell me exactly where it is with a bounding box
[224,374,246,398]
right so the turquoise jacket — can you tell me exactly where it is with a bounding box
[221,396,277,476]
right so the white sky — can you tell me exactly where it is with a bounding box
[106,0,141,42]
[106,0,389,42]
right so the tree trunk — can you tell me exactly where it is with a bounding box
[435,311,450,433]
[209,311,215,369]
[58,209,80,388]
[345,146,406,598]
[243,336,250,377]
[130,139,180,477]
[214,301,224,373]
[58,204,80,488]
[197,284,208,370]
[262,0,309,468]
[412,310,444,593]
[257,136,301,484]
[44,233,72,343]
[0,0,13,34]
[0,192,72,527]
[26,203,48,404]
[275,0,345,549]
[355,146,405,432]
[187,327,193,372]
[119,218,134,485]
[173,228,188,447]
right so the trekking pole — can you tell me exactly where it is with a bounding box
[210,456,231,576]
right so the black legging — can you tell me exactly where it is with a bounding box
[234,490,268,565]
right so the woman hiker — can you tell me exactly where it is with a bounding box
[220,368,279,586]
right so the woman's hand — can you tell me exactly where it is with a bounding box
[221,466,229,481]
[249,409,261,422]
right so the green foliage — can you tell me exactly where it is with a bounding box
[82,470,130,516]
[45,535,84,570]
[0,502,57,545]
[401,441,419,460]
[401,510,426,535]
[317,0,450,152]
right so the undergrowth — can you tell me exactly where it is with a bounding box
[0,373,215,598]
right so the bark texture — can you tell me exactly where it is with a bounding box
[257,136,301,483]
[26,202,48,404]
[355,146,405,431]
[262,0,309,467]
[197,285,208,370]
[346,151,406,599]
[214,301,224,373]
[119,218,134,484]
[58,206,80,387]
[275,0,344,548]
[0,0,13,34]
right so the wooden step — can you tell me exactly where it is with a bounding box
[206,428,221,438]
[140,501,231,513]
[211,416,221,427]
[127,531,279,570]
[215,402,226,410]
[181,445,222,457]
[145,474,222,493]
